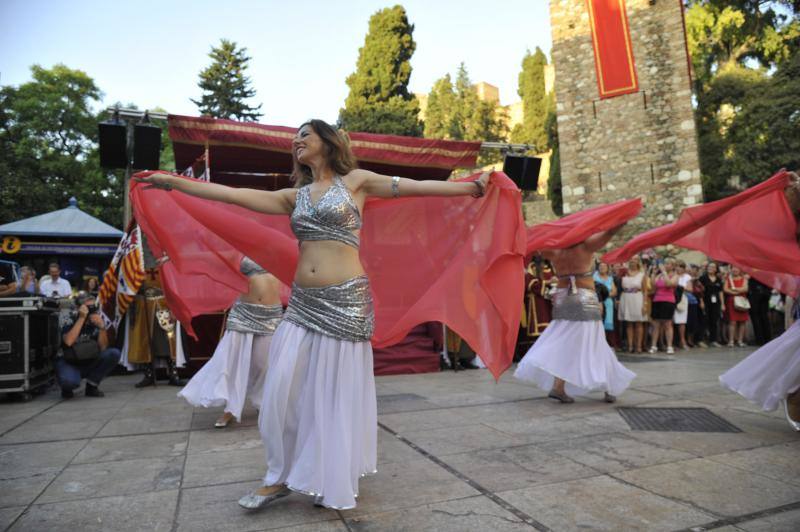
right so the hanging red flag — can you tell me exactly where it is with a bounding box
[586,0,639,99]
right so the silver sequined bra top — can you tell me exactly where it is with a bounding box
[240,256,267,277]
[551,287,603,322]
[290,176,362,249]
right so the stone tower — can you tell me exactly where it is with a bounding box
[549,0,702,237]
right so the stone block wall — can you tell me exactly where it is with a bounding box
[549,0,702,240]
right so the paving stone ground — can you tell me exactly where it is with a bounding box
[1,347,799,531]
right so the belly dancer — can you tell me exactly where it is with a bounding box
[137,119,490,510]
[515,225,636,403]
[720,172,800,431]
[178,256,282,428]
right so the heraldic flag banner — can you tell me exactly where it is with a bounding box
[98,222,146,330]
[587,0,639,99]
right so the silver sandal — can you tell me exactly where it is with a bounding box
[238,486,291,509]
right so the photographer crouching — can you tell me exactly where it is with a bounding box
[56,293,121,399]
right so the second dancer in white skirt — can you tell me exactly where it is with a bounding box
[516,225,636,403]
[720,302,800,431]
[178,256,283,428]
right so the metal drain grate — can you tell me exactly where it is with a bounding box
[377,393,425,403]
[617,355,664,363]
[618,407,742,433]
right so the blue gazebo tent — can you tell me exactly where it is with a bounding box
[0,197,123,288]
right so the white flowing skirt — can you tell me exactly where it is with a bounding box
[719,320,800,411]
[514,319,636,396]
[259,321,377,510]
[178,331,271,420]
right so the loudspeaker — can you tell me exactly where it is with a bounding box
[98,120,128,168]
[133,123,162,170]
[503,155,542,191]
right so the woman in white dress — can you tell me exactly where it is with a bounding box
[515,225,636,404]
[673,260,692,350]
[139,120,490,511]
[178,257,282,428]
[618,257,647,353]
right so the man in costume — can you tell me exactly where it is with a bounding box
[98,223,183,387]
[126,235,184,387]
[526,260,554,338]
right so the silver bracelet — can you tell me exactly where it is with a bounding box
[391,176,400,198]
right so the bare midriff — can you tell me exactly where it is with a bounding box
[294,237,365,288]
[240,274,283,305]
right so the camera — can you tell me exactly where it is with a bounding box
[87,304,99,315]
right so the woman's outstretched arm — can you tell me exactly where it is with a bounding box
[347,169,491,199]
[136,173,296,215]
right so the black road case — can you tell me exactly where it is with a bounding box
[0,297,60,398]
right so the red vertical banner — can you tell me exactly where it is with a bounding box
[586,0,639,99]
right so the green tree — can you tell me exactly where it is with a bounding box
[510,47,549,152]
[423,74,459,139]
[686,1,799,94]
[338,5,423,136]
[722,52,800,187]
[192,39,263,121]
[544,96,563,215]
[423,63,508,163]
[0,64,125,227]
[686,1,799,198]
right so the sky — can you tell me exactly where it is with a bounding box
[0,0,552,127]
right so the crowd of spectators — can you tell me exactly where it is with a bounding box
[524,255,795,354]
[614,257,794,352]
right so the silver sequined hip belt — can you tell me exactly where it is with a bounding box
[551,287,603,322]
[226,301,283,335]
[284,276,374,342]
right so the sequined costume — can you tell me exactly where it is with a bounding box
[514,276,635,397]
[178,257,282,420]
[260,176,377,510]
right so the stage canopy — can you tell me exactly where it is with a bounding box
[168,114,481,186]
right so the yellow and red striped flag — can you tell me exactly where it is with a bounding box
[99,221,146,329]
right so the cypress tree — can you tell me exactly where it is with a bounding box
[511,47,549,152]
[338,5,423,136]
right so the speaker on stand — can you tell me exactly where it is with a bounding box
[502,154,542,192]
[98,111,128,169]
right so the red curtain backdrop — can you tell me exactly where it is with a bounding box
[586,0,640,99]
[602,170,800,297]
[526,198,643,256]
[131,172,526,379]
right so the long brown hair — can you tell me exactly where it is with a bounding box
[291,119,358,188]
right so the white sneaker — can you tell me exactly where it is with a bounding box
[666,346,675,354]
[648,346,658,354]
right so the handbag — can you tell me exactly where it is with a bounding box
[728,276,751,312]
[676,293,689,313]
[769,293,784,312]
[62,337,101,363]
[733,295,751,312]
